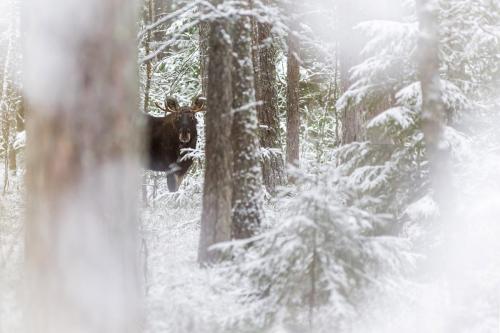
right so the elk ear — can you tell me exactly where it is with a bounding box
[192,96,206,112]
[165,97,179,113]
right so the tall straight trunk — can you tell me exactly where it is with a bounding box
[199,6,210,96]
[24,1,141,332]
[337,0,363,144]
[231,0,264,239]
[154,0,172,16]
[152,0,171,61]
[250,0,262,120]
[2,108,10,193]
[257,2,286,193]
[8,120,16,174]
[416,0,449,208]
[198,0,233,264]
[199,22,210,95]
[143,0,154,113]
[142,0,154,207]
[8,146,16,173]
[285,11,301,168]
[16,94,25,131]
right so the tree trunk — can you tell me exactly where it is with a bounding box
[8,143,16,173]
[250,0,262,130]
[154,0,172,16]
[231,0,264,239]
[141,0,154,207]
[16,94,25,131]
[143,0,154,114]
[199,6,210,96]
[416,0,449,209]
[24,1,141,332]
[152,0,171,61]
[338,0,363,144]
[257,3,286,193]
[2,107,10,193]
[198,0,233,264]
[285,11,301,168]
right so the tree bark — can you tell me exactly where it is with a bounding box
[16,94,25,131]
[285,11,301,168]
[8,142,16,173]
[337,0,363,144]
[198,0,233,264]
[152,0,172,61]
[257,3,286,193]
[231,0,264,239]
[250,0,262,127]
[143,0,154,113]
[416,0,450,209]
[2,107,10,193]
[199,5,210,96]
[24,1,141,332]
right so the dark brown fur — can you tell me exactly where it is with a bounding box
[145,96,205,192]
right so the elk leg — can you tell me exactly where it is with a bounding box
[175,173,186,190]
[167,174,178,192]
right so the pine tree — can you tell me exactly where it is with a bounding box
[285,0,301,168]
[231,0,264,239]
[256,0,286,193]
[333,0,493,225]
[222,167,409,330]
[337,0,363,144]
[198,0,233,264]
[152,0,172,61]
[199,3,210,96]
[416,0,449,209]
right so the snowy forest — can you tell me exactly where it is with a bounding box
[1,0,500,332]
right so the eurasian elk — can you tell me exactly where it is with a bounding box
[145,96,205,192]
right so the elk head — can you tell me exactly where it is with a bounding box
[155,96,206,144]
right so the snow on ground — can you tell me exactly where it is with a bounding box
[0,171,24,333]
[140,174,245,332]
[0,171,238,333]
[141,197,219,333]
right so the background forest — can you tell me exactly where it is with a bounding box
[1,0,500,332]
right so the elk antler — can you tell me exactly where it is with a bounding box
[191,96,206,113]
[154,101,167,112]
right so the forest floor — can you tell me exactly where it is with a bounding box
[0,173,23,333]
[140,187,232,333]
[0,171,236,333]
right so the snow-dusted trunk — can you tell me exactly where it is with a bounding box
[199,13,210,96]
[250,0,262,129]
[416,0,449,208]
[198,0,233,264]
[338,0,363,144]
[1,104,11,193]
[285,5,301,168]
[24,0,141,332]
[257,2,286,193]
[154,0,172,17]
[152,0,172,61]
[143,0,154,114]
[142,0,155,207]
[231,0,264,239]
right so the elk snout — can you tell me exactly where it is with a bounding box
[179,130,191,143]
